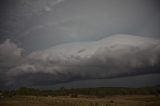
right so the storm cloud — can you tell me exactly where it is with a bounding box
[0,0,160,89]
[0,34,160,88]
[1,0,160,52]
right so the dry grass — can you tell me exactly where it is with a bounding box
[0,95,160,106]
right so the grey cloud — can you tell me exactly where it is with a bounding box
[0,39,24,88]
[1,0,159,52]
[1,34,160,88]
[0,39,23,68]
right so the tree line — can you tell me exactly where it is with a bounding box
[0,86,160,98]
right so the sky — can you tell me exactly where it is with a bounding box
[0,0,160,89]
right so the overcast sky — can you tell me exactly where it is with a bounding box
[0,0,160,89]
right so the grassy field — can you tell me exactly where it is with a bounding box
[0,95,160,106]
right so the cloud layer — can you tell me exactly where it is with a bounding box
[1,0,160,52]
[0,34,160,88]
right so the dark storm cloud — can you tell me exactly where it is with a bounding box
[0,0,160,89]
[0,40,24,88]
[0,0,160,51]
[0,40,23,67]
[0,34,160,88]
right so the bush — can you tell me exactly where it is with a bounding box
[70,93,78,98]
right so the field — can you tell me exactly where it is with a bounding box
[0,95,160,106]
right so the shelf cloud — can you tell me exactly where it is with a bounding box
[0,34,160,88]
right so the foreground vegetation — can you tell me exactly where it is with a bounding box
[0,95,160,106]
[0,86,160,106]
